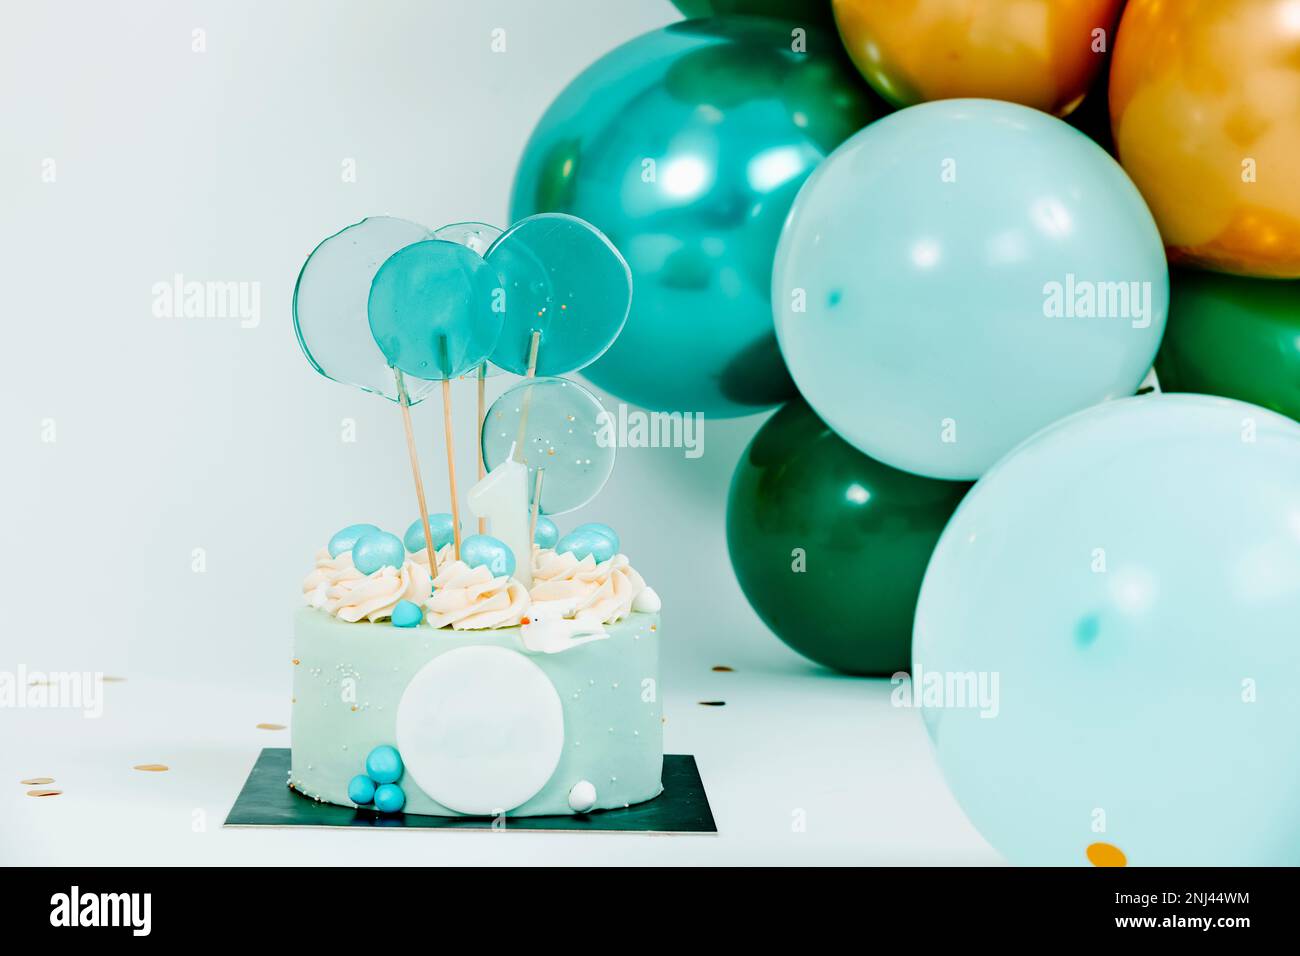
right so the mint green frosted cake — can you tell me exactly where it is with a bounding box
[291,535,664,817]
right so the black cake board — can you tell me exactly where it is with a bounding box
[224,748,717,834]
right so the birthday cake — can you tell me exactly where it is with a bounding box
[291,520,664,817]
[290,210,660,818]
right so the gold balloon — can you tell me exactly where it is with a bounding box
[1111,0,1300,278]
[831,0,1123,116]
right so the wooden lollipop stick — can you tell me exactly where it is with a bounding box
[476,362,487,535]
[395,370,438,577]
[442,377,463,560]
[529,468,545,548]
[512,330,543,464]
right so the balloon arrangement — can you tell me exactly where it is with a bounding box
[506,0,1300,864]
[294,212,632,587]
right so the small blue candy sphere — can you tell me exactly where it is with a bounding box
[556,529,614,563]
[328,523,380,559]
[460,534,516,577]
[365,745,403,785]
[573,522,620,555]
[391,600,423,628]
[373,782,406,814]
[347,774,376,805]
[403,513,458,554]
[534,516,560,550]
[352,531,405,575]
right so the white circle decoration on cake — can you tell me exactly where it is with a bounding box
[396,646,564,815]
[567,780,597,813]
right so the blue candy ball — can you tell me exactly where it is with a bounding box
[403,513,458,554]
[347,774,376,805]
[328,523,380,559]
[573,522,620,555]
[365,745,403,785]
[556,529,614,563]
[352,531,405,575]
[460,534,516,577]
[391,600,424,628]
[373,782,406,814]
[534,516,560,550]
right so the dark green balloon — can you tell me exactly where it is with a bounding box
[727,398,970,675]
[1155,269,1300,422]
[673,0,836,29]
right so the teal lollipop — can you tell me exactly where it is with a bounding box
[486,214,632,376]
[481,376,615,514]
[433,221,502,258]
[294,216,436,403]
[367,239,505,381]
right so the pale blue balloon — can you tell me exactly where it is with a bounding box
[774,99,1169,480]
[486,214,631,376]
[915,394,1300,865]
[367,239,504,381]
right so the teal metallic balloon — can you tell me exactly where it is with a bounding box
[511,17,881,417]
[727,397,968,675]
[916,394,1300,865]
[774,99,1169,479]
[673,1,835,28]
[486,214,631,376]
[367,239,504,381]
[294,216,437,404]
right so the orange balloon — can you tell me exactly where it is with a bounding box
[1111,0,1300,278]
[831,0,1123,116]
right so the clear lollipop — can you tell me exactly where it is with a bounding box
[486,213,632,376]
[293,216,436,403]
[481,376,615,515]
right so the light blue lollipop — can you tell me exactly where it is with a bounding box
[486,213,632,376]
[367,239,505,381]
[481,376,616,515]
[293,216,437,404]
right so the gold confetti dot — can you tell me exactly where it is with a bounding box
[133,764,169,772]
[256,723,286,731]
[1087,842,1127,867]
[20,777,53,786]
[26,789,61,798]
[711,665,734,672]
[350,705,358,712]
[698,700,726,707]
[292,658,301,666]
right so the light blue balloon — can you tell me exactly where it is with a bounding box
[373,782,406,814]
[352,532,404,575]
[556,530,614,563]
[487,214,631,376]
[367,239,505,381]
[481,376,615,515]
[403,513,457,554]
[347,774,376,805]
[364,745,403,785]
[328,523,380,559]
[573,522,620,555]
[390,600,424,628]
[914,394,1300,865]
[510,17,881,417]
[459,534,516,578]
[773,99,1169,480]
[534,516,560,549]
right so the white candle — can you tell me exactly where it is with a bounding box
[468,444,533,587]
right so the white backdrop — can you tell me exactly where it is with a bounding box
[1,0,994,865]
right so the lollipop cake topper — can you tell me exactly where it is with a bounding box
[293,210,632,584]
